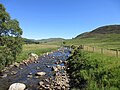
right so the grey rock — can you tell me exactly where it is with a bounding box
[52,66,58,72]
[39,81,44,86]
[0,73,7,78]
[36,72,46,76]
[27,75,32,78]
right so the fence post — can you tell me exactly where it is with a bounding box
[82,45,84,50]
[87,46,88,51]
[101,48,103,54]
[116,50,119,57]
[93,47,95,52]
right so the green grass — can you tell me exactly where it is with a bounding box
[65,34,120,50]
[85,52,120,90]
[68,47,120,90]
[16,44,59,62]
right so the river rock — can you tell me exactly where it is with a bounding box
[0,73,7,78]
[52,66,58,72]
[29,72,32,75]
[11,71,17,75]
[9,64,14,68]
[36,72,46,76]
[14,62,20,67]
[59,60,63,63]
[55,62,59,64]
[36,67,40,70]
[56,65,61,70]
[8,83,26,90]
[27,75,32,78]
[63,61,68,64]
[56,86,61,90]
[20,67,23,70]
[46,65,51,68]
[28,53,38,60]
[23,62,28,66]
[39,81,44,86]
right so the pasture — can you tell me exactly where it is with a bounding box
[16,44,59,62]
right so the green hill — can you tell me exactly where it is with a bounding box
[23,38,65,45]
[37,38,65,43]
[23,38,39,44]
[66,25,120,50]
[75,25,120,38]
[37,38,65,45]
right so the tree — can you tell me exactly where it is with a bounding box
[63,41,66,45]
[0,4,23,70]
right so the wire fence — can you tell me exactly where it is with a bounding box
[82,45,120,57]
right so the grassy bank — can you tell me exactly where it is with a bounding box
[65,34,120,50]
[67,47,120,90]
[16,44,59,62]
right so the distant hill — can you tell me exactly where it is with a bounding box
[37,38,65,43]
[23,38,39,44]
[90,25,120,34]
[23,38,65,44]
[75,25,120,39]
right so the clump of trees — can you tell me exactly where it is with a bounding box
[0,4,23,70]
[23,38,40,44]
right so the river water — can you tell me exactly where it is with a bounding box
[0,47,71,90]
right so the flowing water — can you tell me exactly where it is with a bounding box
[0,47,71,90]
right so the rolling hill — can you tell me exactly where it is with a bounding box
[75,25,120,39]
[23,38,65,45]
[66,25,120,50]
[37,38,65,43]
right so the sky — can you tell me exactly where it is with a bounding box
[0,0,120,39]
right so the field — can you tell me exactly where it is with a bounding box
[65,34,120,50]
[67,47,120,90]
[65,33,120,89]
[16,44,59,62]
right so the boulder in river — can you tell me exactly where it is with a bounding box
[8,83,26,90]
[36,72,46,76]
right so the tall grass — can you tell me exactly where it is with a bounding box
[16,44,59,62]
[67,47,120,90]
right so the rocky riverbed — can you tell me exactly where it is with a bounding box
[0,47,71,90]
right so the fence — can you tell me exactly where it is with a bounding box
[82,45,120,57]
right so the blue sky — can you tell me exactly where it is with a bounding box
[0,0,120,39]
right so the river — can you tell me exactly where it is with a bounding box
[0,47,71,90]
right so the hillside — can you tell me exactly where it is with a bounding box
[23,38,39,44]
[75,25,120,39]
[37,38,65,43]
[66,25,120,50]
[23,38,65,45]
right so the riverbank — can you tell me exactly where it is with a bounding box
[17,44,59,62]
[67,46,120,90]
